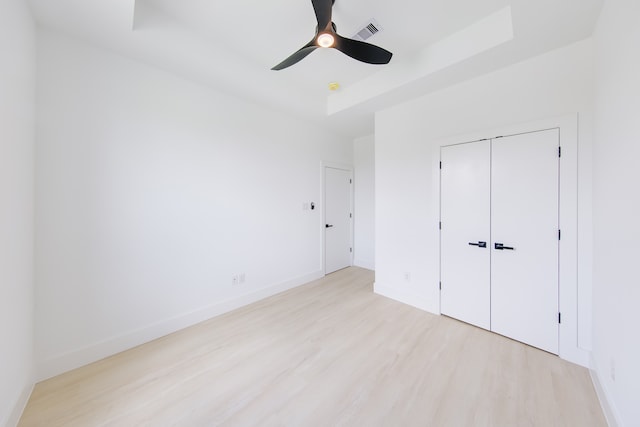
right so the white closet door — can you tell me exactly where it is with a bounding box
[325,167,352,274]
[440,141,491,330]
[491,130,559,354]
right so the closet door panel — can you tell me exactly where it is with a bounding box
[440,141,491,330]
[490,130,560,354]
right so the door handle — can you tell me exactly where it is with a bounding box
[468,241,487,248]
[325,224,333,228]
[494,243,515,250]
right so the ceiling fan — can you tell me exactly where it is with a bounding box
[271,0,393,71]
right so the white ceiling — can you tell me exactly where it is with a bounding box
[28,0,603,138]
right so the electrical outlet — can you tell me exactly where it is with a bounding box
[404,272,411,282]
[232,275,239,286]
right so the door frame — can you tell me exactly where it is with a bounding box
[436,114,586,367]
[322,162,354,276]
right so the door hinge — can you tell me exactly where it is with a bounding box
[350,247,352,253]
[439,281,442,291]
[349,179,352,184]
[350,213,352,218]
[558,146,562,158]
[439,221,442,230]
[558,312,562,324]
[439,161,442,169]
[558,229,561,240]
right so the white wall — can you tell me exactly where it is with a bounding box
[0,0,36,425]
[375,39,594,356]
[35,30,352,379]
[353,135,375,270]
[592,0,640,425]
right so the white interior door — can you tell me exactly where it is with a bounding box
[491,129,560,354]
[440,141,491,330]
[325,167,352,274]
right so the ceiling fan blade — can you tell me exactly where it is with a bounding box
[334,34,393,65]
[312,0,333,30]
[271,40,318,71]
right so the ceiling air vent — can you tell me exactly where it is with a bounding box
[353,19,382,42]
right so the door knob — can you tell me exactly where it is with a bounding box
[468,241,487,248]
[325,224,333,228]
[494,243,515,250]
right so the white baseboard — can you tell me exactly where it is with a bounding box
[353,258,375,271]
[36,270,324,381]
[560,345,590,368]
[373,282,438,314]
[590,355,622,427]
[3,381,34,427]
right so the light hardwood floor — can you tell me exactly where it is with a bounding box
[19,267,606,426]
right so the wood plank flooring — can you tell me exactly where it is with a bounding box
[19,267,606,426]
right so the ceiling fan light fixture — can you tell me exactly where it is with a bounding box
[317,33,335,48]
[270,0,392,70]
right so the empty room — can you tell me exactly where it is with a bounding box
[1,0,638,426]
